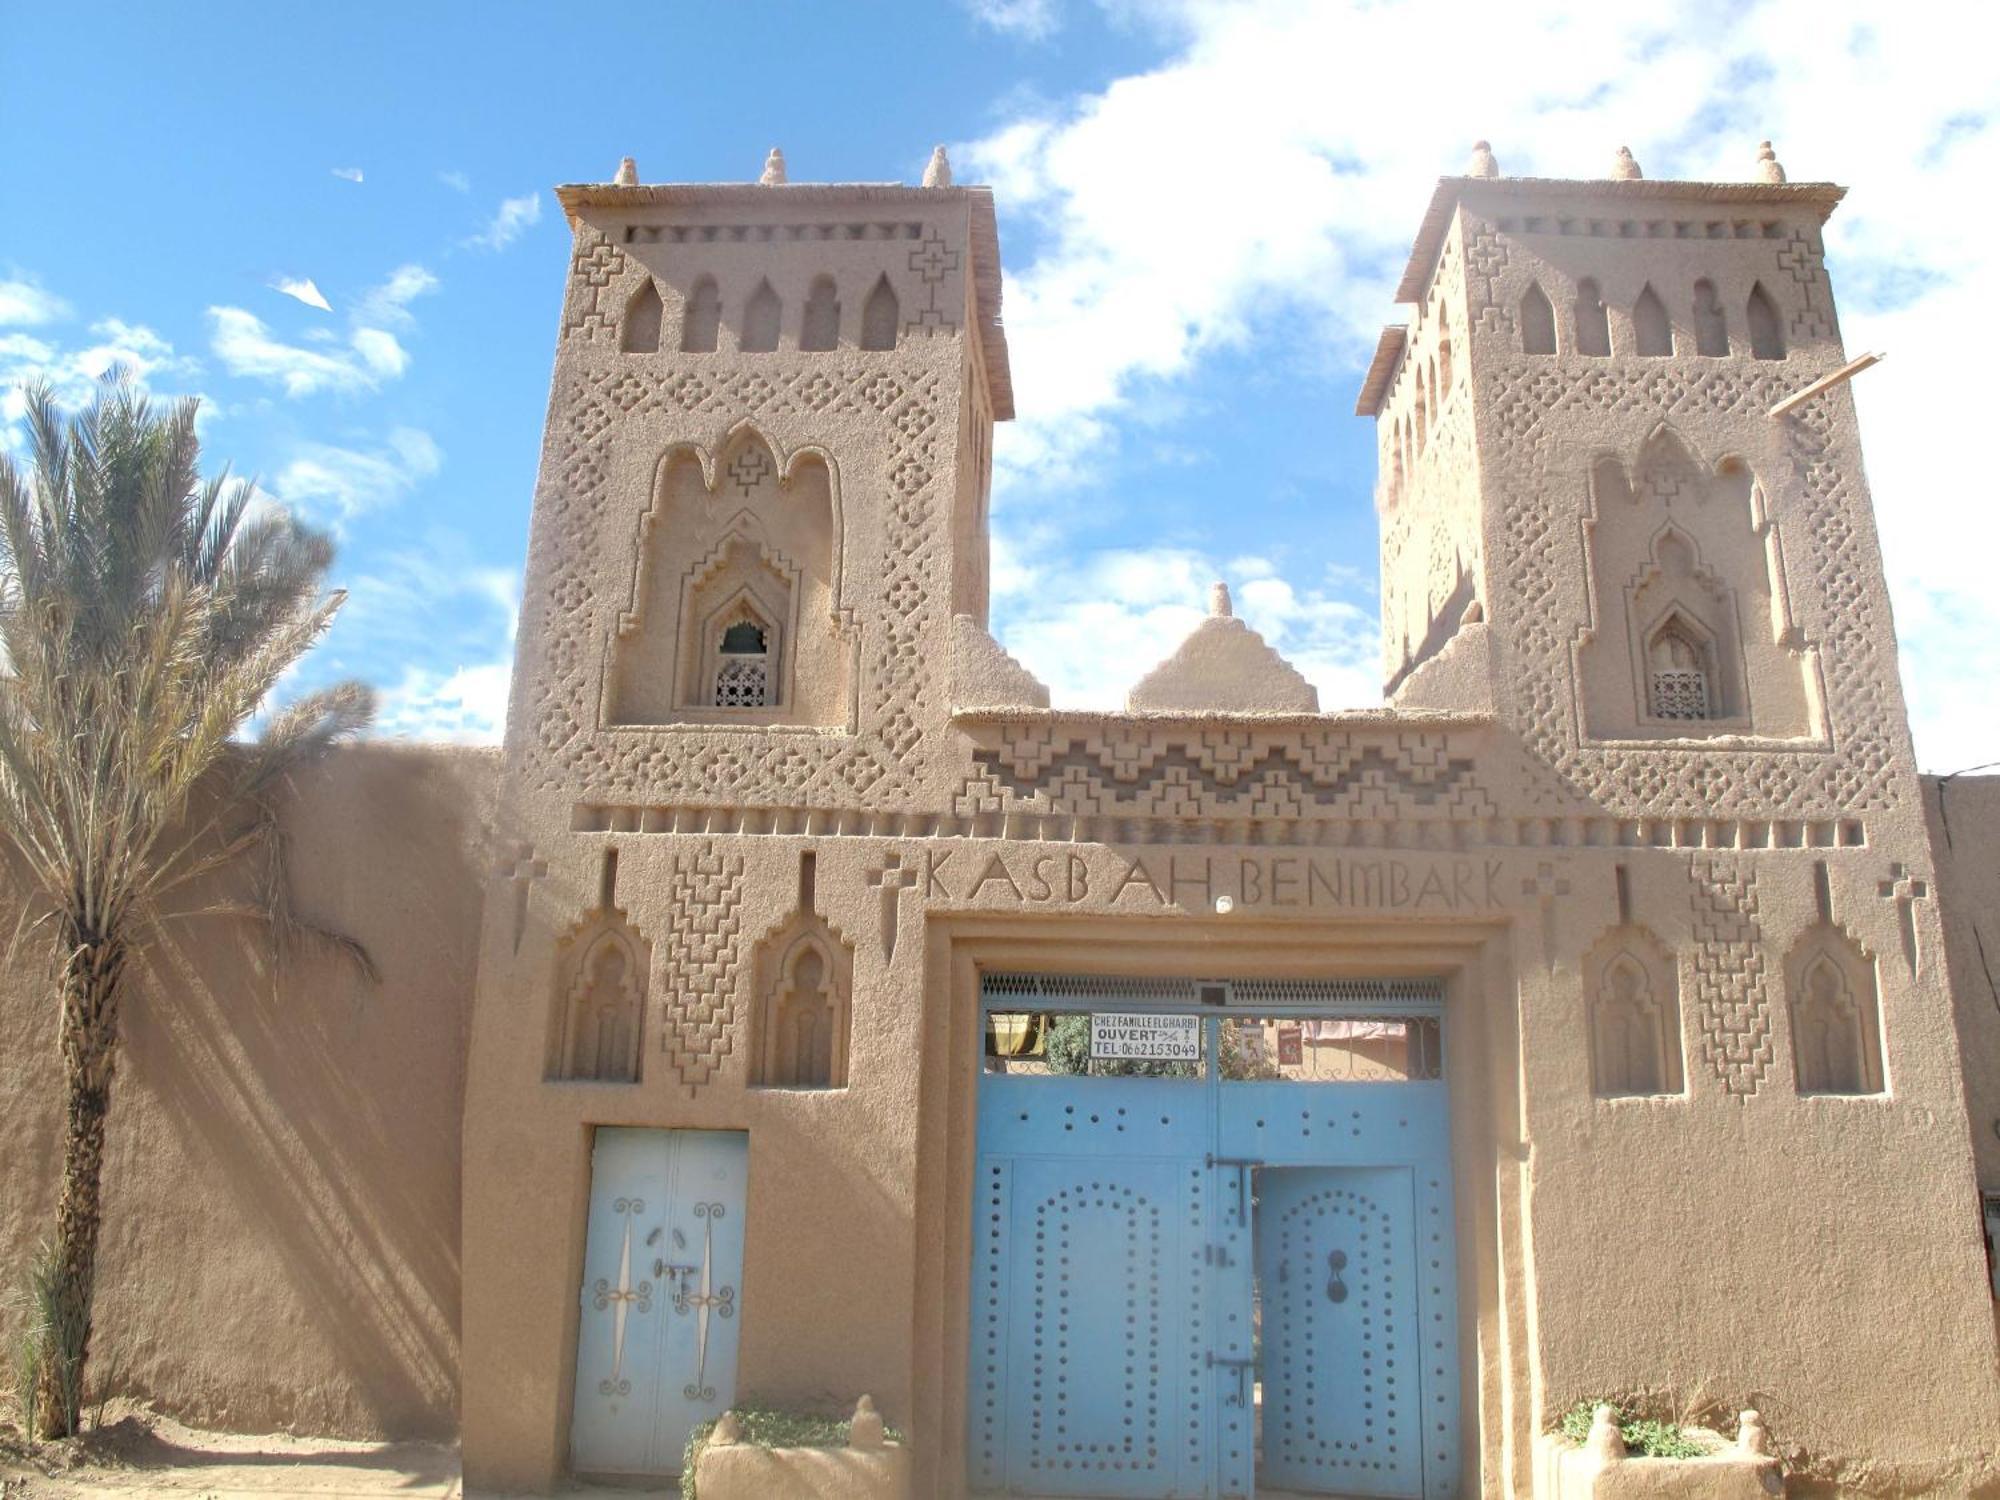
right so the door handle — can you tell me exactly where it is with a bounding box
[1326,1249,1348,1304]
[1207,1351,1256,1409]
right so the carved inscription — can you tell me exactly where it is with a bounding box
[906,847,1504,914]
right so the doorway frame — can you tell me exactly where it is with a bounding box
[908,913,1526,1500]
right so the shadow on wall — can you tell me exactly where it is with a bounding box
[0,745,496,1441]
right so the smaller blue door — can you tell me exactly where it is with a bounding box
[571,1128,748,1476]
[1255,1167,1423,1498]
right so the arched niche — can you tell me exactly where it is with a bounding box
[1786,926,1884,1095]
[801,275,839,352]
[1747,282,1786,360]
[622,279,663,354]
[1521,281,1557,355]
[1575,427,1820,742]
[741,278,782,353]
[550,911,650,1084]
[751,914,854,1089]
[861,274,899,351]
[1692,279,1728,356]
[1583,926,1685,1098]
[1632,284,1672,357]
[681,275,721,353]
[1575,278,1611,357]
[605,429,851,729]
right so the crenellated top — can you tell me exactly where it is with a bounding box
[554,177,1013,419]
[1392,173,1847,306]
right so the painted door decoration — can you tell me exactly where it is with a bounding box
[972,975,1458,1500]
[572,1128,748,1476]
[1255,1167,1422,1497]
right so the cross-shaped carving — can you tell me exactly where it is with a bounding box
[865,850,920,962]
[1521,860,1572,972]
[909,233,958,283]
[726,445,773,496]
[1877,862,1930,974]
[494,843,548,954]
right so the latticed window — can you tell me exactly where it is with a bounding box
[1648,621,1712,720]
[714,618,771,708]
[1651,668,1709,720]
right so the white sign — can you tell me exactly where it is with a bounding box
[1091,1012,1202,1062]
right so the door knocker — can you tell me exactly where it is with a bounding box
[1326,1249,1348,1304]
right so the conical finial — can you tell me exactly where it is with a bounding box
[1467,140,1499,178]
[711,1411,744,1446]
[1736,1409,1771,1455]
[1210,581,1233,618]
[1611,146,1643,181]
[923,145,953,188]
[1755,140,1787,184]
[760,147,787,186]
[849,1394,886,1449]
[614,156,638,186]
[1584,1405,1627,1461]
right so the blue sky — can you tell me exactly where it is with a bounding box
[3,2,1996,769]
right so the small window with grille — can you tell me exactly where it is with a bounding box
[714,617,772,709]
[1647,621,1712,721]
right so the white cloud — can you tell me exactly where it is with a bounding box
[209,306,412,397]
[352,263,439,330]
[466,192,542,251]
[1,315,203,454]
[438,169,471,195]
[963,0,2000,768]
[271,428,442,525]
[992,542,1376,710]
[331,166,364,184]
[374,660,512,743]
[0,276,70,327]
[965,0,1062,38]
[269,275,333,312]
[331,544,520,743]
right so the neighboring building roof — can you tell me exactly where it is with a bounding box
[1392,175,1849,304]
[553,181,1015,420]
[1354,326,1409,418]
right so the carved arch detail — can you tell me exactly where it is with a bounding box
[749,908,855,1089]
[549,907,651,1084]
[1784,923,1884,1095]
[1583,924,1685,1098]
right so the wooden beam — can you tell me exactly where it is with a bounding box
[1768,351,1885,418]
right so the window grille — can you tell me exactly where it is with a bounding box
[715,657,769,708]
[1651,668,1709,720]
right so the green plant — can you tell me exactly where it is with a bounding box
[1556,1399,1708,1460]
[0,377,371,1437]
[679,1406,904,1499]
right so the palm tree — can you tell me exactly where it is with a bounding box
[0,377,371,1438]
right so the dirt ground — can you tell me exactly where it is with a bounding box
[0,1402,665,1499]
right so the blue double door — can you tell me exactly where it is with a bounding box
[969,1006,1459,1498]
[571,1128,748,1478]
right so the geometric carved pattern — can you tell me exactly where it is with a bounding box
[1687,854,1774,1096]
[957,726,1496,823]
[658,841,747,1090]
[525,351,945,807]
[1486,357,1903,818]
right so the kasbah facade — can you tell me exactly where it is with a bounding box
[12,136,2000,1500]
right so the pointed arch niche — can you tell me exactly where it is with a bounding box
[1575,427,1822,742]
[1583,926,1685,1098]
[605,429,852,728]
[750,910,854,1089]
[548,910,650,1084]
[1786,925,1884,1096]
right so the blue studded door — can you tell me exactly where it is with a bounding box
[972,976,1459,1500]
[571,1128,748,1477]
[1255,1167,1422,1496]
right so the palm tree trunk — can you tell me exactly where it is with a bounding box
[34,930,126,1440]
